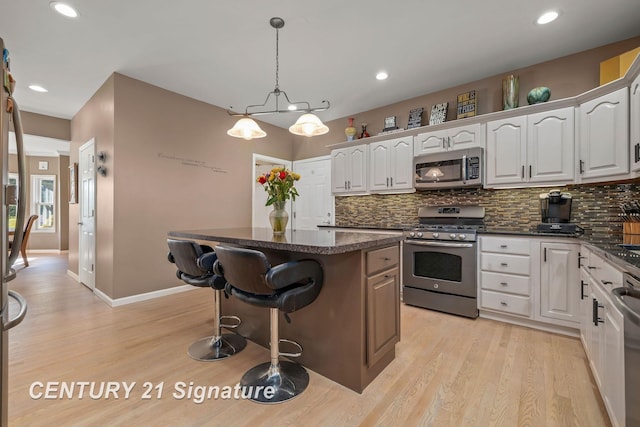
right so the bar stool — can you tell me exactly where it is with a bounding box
[167,239,246,361]
[213,244,323,404]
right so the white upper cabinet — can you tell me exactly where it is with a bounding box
[486,108,574,187]
[414,123,485,156]
[486,116,527,185]
[527,107,575,183]
[369,136,413,193]
[631,73,640,172]
[578,87,629,180]
[331,144,368,194]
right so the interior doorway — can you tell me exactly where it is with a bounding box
[252,154,291,228]
[292,156,333,229]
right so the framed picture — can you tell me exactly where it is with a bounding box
[69,162,78,204]
[383,116,397,131]
[429,102,448,125]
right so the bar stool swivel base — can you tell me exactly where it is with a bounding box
[240,361,309,404]
[188,333,246,361]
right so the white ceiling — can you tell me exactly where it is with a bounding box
[2,0,640,134]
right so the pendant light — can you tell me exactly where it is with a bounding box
[227,17,330,140]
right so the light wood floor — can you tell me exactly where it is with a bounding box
[7,253,610,427]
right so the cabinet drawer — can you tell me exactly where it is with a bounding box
[481,253,530,275]
[481,290,531,317]
[367,245,399,275]
[481,271,531,296]
[480,237,531,255]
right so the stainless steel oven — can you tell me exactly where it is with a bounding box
[402,206,483,318]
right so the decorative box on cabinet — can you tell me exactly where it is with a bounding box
[331,144,368,195]
[369,136,414,193]
[578,87,629,180]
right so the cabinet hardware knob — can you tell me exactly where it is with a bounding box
[500,301,508,306]
[500,245,508,248]
[500,262,508,267]
[500,282,508,286]
[601,280,613,285]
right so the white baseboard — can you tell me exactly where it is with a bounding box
[479,310,580,338]
[94,284,195,307]
[67,270,80,281]
[27,249,62,254]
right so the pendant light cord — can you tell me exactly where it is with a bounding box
[275,26,279,92]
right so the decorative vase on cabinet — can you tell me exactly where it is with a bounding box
[345,118,357,141]
[269,201,289,235]
[502,75,519,110]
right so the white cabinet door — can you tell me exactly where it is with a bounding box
[369,141,390,191]
[631,73,640,172]
[414,129,448,155]
[589,280,605,391]
[579,269,591,354]
[539,242,579,323]
[348,145,368,192]
[331,145,368,194]
[603,301,625,427]
[579,88,629,179]
[528,107,575,183]
[448,123,485,151]
[331,149,349,193]
[389,137,413,190]
[414,124,484,156]
[369,137,413,193]
[486,116,527,185]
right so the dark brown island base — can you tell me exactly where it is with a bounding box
[167,227,403,393]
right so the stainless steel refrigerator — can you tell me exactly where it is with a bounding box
[1,37,28,427]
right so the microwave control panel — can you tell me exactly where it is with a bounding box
[467,156,480,179]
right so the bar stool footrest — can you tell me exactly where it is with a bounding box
[220,315,242,329]
[278,338,303,358]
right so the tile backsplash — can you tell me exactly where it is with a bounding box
[334,180,640,240]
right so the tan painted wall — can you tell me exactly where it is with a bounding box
[69,75,115,296]
[293,36,640,160]
[69,73,294,299]
[18,111,70,141]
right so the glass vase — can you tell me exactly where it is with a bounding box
[502,74,519,110]
[345,118,357,142]
[269,201,289,235]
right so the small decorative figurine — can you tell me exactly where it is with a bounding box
[359,123,370,139]
[345,118,357,141]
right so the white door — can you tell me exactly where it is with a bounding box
[331,149,349,193]
[369,141,390,191]
[448,123,485,151]
[252,154,291,228]
[389,136,414,190]
[78,139,96,290]
[292,156,333,229]
[631,73,640,172]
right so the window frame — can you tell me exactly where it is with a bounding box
[31,174,57,233]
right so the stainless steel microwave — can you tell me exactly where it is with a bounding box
[414,147,483,190]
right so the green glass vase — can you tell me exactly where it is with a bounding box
[269,201,289,235]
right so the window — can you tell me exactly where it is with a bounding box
[8,173,18,231]
[31,175,56,232]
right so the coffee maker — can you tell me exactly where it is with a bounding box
[536,190,583,234]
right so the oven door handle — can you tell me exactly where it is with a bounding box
[405,240,474,248]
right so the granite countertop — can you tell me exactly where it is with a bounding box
[168,227,404,255]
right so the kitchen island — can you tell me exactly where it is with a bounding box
[167,227,403,393]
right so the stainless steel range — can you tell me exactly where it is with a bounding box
[402,205,485,318]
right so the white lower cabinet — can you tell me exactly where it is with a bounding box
[580,247,625,427]
[539,242,580,325]
[479,236,532,318]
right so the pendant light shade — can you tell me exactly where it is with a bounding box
[227,117,267,140]
[226,17,330,140]
[289,113,329,137]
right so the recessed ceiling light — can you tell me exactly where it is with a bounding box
[537,10,559,25]
[50,2,79,18]
[376,71,389,81]
[29,85,48,93]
